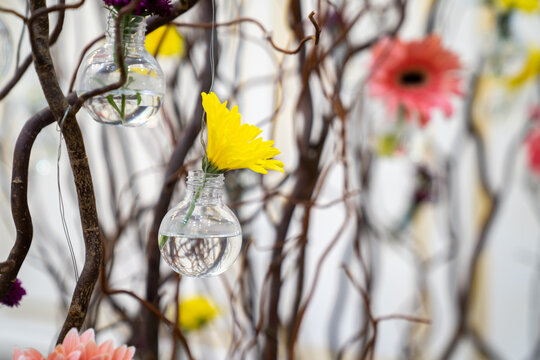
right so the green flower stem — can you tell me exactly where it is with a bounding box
[180,160,224,226]
[104,77,141,124]
[107,94,125,123]
[183,172,207,225]
[159,173,207,251]
[397,103,406,125]
[158,234,168,250]
[107,14,143,124]
[112,13,136,66]
[394,104,407,142]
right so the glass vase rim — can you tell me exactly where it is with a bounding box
[105,12,146,42]
[186,170,224,188]
[187,170,224,179]
[105,12,146,30]
[106,11,146,21]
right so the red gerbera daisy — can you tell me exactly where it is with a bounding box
[369,35,463,126]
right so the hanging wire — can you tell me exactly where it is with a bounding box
[56,105,79,283]
[200,0,217,173]
[15,0,30,67]
[208,0,216,93]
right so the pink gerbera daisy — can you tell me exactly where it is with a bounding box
[526,127,540,176]
[13,328,135,360]
[369,35,463,126]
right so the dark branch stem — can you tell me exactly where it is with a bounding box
[0,107,56,298]
[27,0,102,342]
[141,2,209,357]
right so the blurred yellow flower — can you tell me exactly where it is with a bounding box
[145,25,185,57]
[497,0,539,12]
[506,46,540,89]
[179,296,219,332]
[201,92,285,174]
[376,133,401,157]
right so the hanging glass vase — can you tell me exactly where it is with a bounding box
[0,16,12,78]
[159,171,242,278]
[76,13,165,126]
[369,104,415,158]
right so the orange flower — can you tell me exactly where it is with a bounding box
[369,35,463,126]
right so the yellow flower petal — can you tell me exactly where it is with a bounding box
[145,25,185,57]
[129,67,157,76]
[497,0,539,12]
[506,46,540,89]
[202,92,285,174]
[179,296,219,332]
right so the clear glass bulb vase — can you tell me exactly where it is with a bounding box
[0,17,12,78]
[76,13,165,126]
[159,171,242,277]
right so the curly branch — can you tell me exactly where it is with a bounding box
[0,107,56,298]
[28,0,102,342]
[171,10,320,55]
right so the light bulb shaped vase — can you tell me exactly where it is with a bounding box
[159,171,242,277]
[76,13,165,126]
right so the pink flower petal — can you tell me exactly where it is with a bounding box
[65,351,82,360]
[97,340,113,355]
[527,128,540,175]
[13,348,44,360]
[62,329,80,354]
[111,346,126,360]
[368,34,463,126]
[88,356,107,360]
[27,349,44,360]
[47,351,65,360]
[82,341,99,360]
[12,347,23,360]
[122,347,135,360]
[79,329,95,345]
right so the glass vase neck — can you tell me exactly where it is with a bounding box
[105,13,146,48]
[186,170,224,203]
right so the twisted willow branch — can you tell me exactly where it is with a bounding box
[1,0,204,346]
[0,106,57,297]
[27,0,102,342]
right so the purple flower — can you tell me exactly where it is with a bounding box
[1,278,26,307]
[103,0,173,17]
[103,0,131,7]
[141,0,174,16]
[413,165,435,205]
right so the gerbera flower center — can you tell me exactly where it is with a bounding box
[398,69,428,87]
[369,35,462,126]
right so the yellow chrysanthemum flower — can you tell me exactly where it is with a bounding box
[497,0,539,12]
[145,25,185,57]
[179,296,219,332]
[506,46,540,89]
[201,92,285,174]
